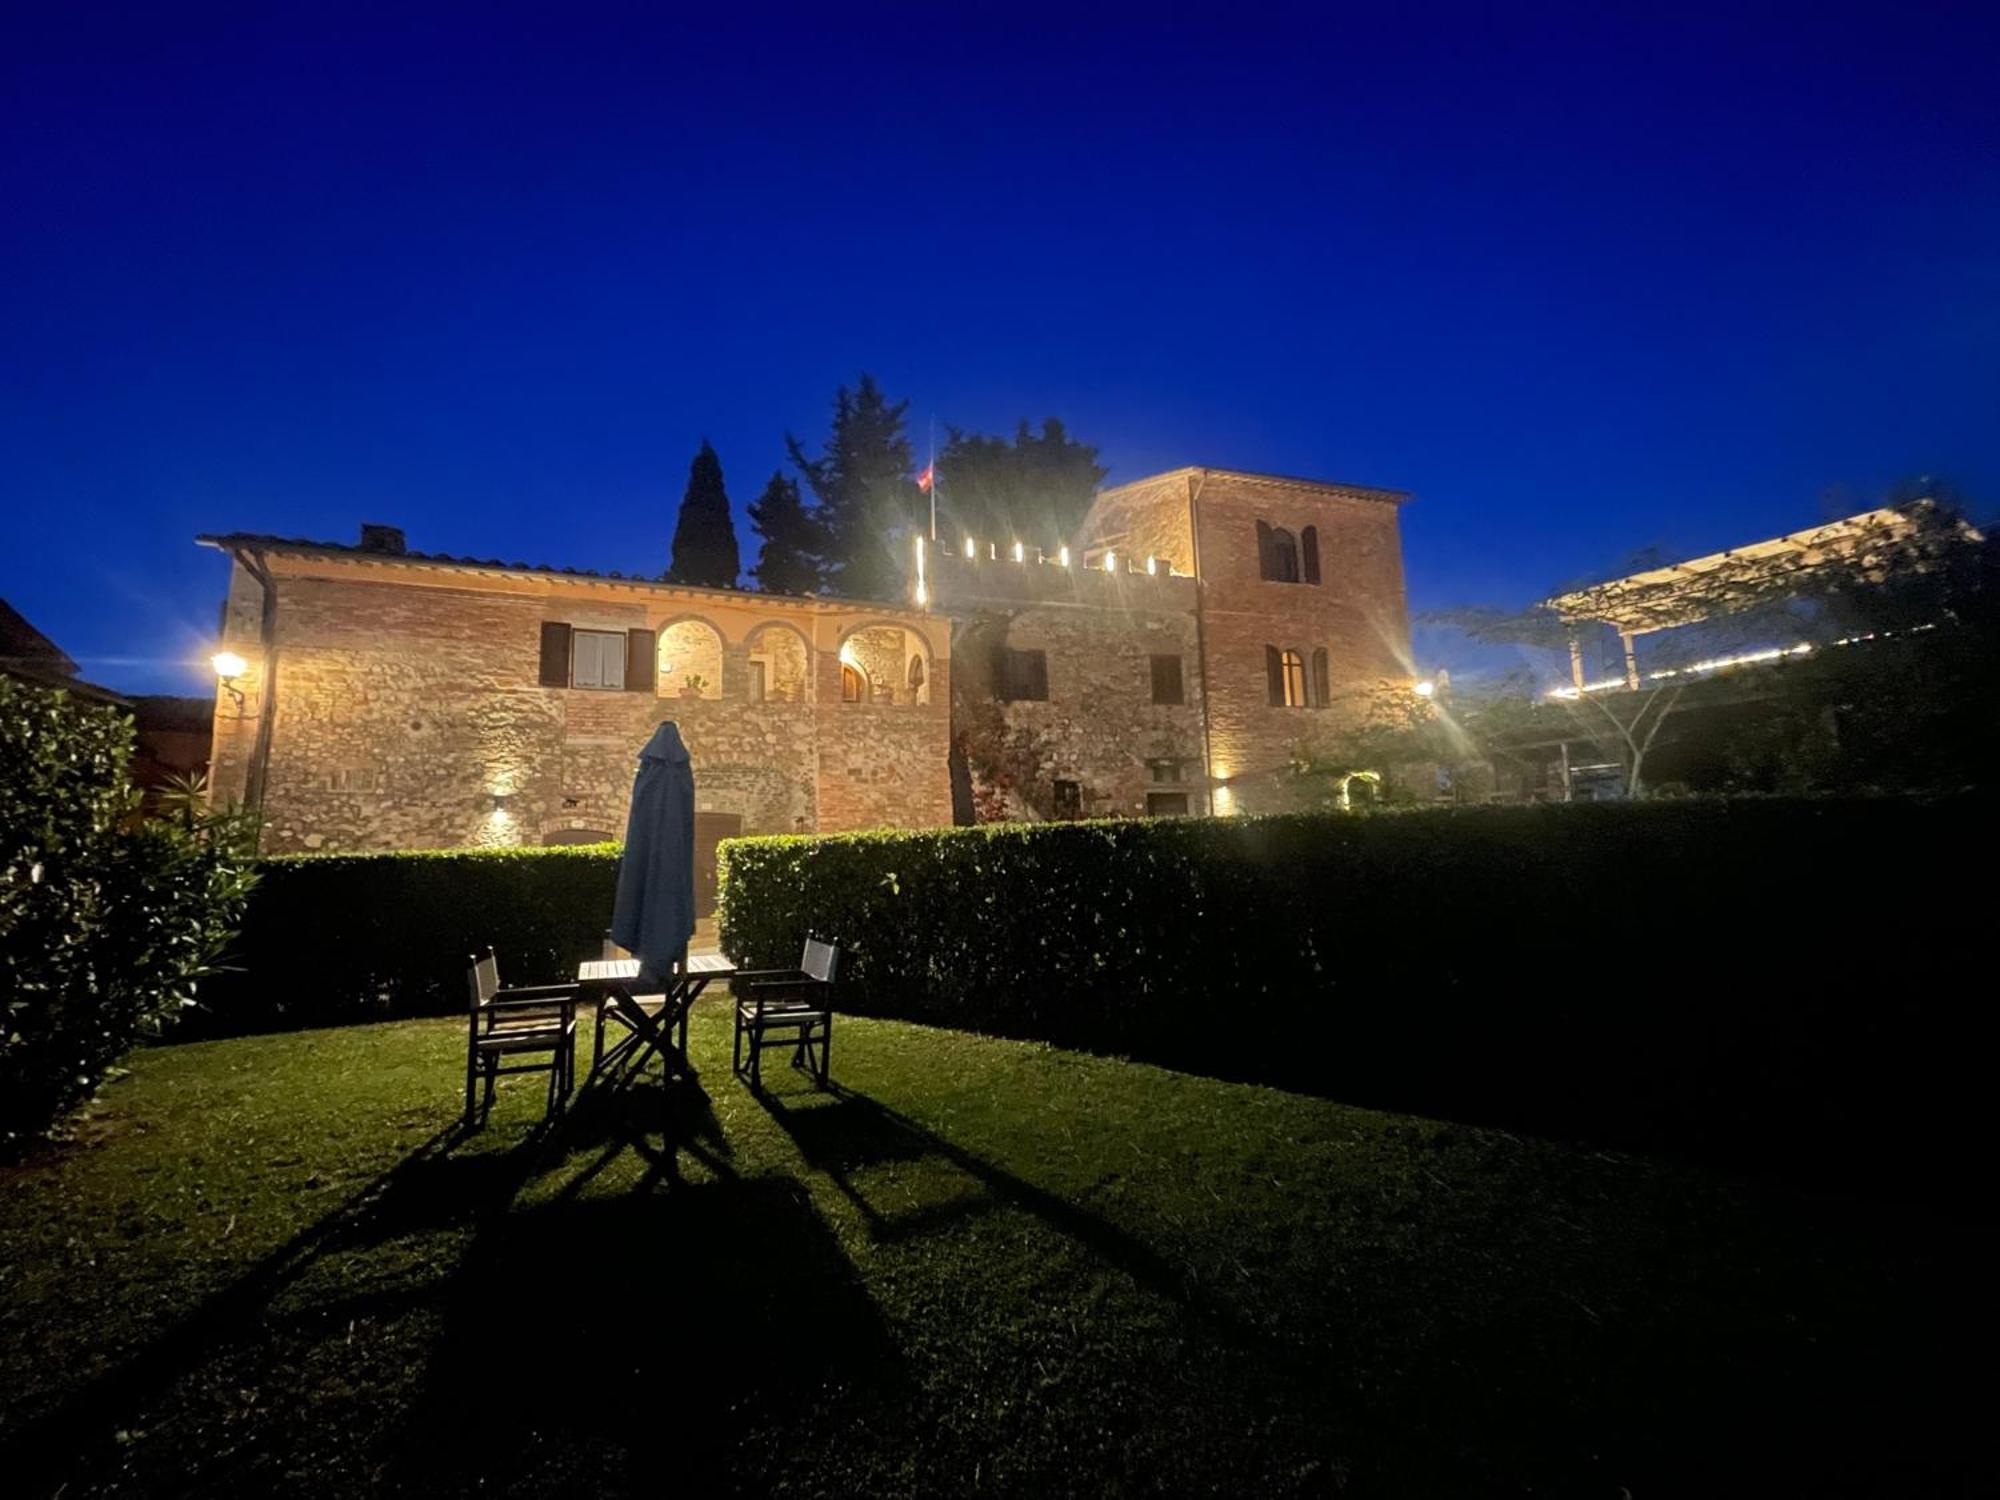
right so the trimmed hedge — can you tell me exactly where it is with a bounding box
[718,800,1989,1178]
[2,679,256,1141]
[192,844,619,1035]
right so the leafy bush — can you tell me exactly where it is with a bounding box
[1,679,257,1142]
[190,844,620,1035]
[719,799,1988,1176]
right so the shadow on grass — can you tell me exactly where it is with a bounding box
[754,1080,1278,1350]
[0,1068,897,1499]
[384,1174,902,1495]
[0,1118,509,1497]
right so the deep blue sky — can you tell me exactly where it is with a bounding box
[5,2,1995,694]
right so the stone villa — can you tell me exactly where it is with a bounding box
[203,467,1414,900]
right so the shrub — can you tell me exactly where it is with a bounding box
[190,844,621,1035]
[0,679,257,1142]
[719,799,1987,1177]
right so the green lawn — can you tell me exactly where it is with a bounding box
[0,1011,1982,1497]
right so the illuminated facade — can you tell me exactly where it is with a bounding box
[200,528,949,878]
[198,466,1412,866]
[939,467,1415,818]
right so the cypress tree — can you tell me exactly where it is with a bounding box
[666,440,742,588]
[785,374,919,599]
[747,471,824,595]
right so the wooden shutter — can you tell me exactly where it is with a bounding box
[1151,653,1183,704]
[625,628,656,692]
[1265,645,1284,706]
[1255,520,1274,580]
[538,622,572,687]
[1026,650,1049,702]
[1312,648,1330,707]
[1301,526,1321,585]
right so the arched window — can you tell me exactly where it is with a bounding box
[1310,647,1330,707]
[907,655,926,694]
[745,622,812,703]
[1265,645,1306,707]
[841,663,866,703]
[1301,525,1321,585]
[1269,528,1300,583]
[656,618,724,699]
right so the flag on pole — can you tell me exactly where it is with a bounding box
[916,462,934,493]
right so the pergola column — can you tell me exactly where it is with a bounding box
[1619,631,1640,690]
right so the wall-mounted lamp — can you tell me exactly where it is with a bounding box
[212,650,248,714]
[1413,678,1436,699]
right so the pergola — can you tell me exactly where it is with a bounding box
[1545,503,1948,692]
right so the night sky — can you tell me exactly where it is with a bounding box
[5,2,1995,695]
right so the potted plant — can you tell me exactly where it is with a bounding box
[681,672,708,698]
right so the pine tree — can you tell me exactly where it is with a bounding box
[785,374,919,599]
[937,417,1107,549]
[746,471,823,594]
[666,440,742,588]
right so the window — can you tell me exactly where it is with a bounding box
[1311,647,1330,708]
[1149,653,1184,705]
[568,629,626,689]
[747,660,767,702]
[908,655,926,693]
[995,646,1049,702]
[1051,779,1082,819]
[1147,758,1186,783]
[1146,792,1190,817]
[1265,645,1306,707]
[1256,520,1301,582]
[841,663,866,703]
[539,622,653,691]
[1301,525,1321,585]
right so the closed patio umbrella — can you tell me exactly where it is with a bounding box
[611,721,696,985]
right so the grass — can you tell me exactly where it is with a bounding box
[0,1012,1983,1498]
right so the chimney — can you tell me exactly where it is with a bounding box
[358,523,407,555]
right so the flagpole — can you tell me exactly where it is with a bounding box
[927,417,937,541]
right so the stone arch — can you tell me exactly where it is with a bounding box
[837,619,935,707]
[656,615,724,700]
[543,826,617,846]
[743,619,814,704]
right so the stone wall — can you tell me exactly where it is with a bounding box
[928,548,1206,821]
[208,552,950,852]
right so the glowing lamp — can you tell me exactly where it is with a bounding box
[1146,555,1158,575]
[211,651,248,681]
[963,537,976,559]
[1102,551,1116,573]
[1012,541,1025,563]
[1057,546,1070,567]
[1413,679,1436,699]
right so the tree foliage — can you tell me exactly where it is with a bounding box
[666,439,742,588]
[1425,492,1997,797]
[786,374,918,600]
[936,417,1108,549]
[746,470,824,595]
[1,681,258,1142]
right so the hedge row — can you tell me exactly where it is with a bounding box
[191,844,619,1035]
[718,799,1988,1177]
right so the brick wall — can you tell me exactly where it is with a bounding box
[1187,472,1413,813]
[209,554,951,852]
[929,547,1207,821]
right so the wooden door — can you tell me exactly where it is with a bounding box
[693,812,742,917]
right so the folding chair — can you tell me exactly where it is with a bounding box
[464,949,579,1127]
[731,937,839,1089]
